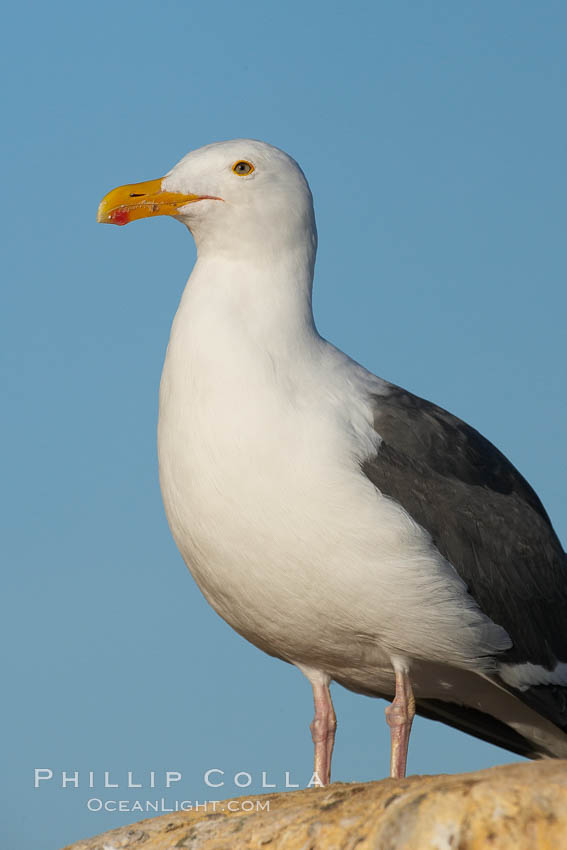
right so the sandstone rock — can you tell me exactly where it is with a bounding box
[62,760,567,850]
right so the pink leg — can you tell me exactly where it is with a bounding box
[309,679,337,786]
[384,668,415,779]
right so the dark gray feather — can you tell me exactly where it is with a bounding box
[414,698,544,758]
[362,384,567,733]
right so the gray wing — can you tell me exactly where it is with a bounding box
[362,384,567,734]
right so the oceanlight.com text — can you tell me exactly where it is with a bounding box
[86,798,270,813]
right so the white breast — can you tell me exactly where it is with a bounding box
[157,268,510,685]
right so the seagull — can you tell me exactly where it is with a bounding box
[98,139,567,783]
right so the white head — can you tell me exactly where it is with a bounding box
[98,139,317,263]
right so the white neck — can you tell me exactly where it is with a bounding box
[173,238,320,359]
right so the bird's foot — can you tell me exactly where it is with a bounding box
[385,668,415,779]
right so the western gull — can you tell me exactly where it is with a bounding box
[98,139,567,783]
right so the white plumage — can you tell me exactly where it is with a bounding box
[98,139,567,781]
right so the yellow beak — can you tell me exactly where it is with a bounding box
[97,177,207,226]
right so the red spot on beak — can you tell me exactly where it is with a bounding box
[110,208,130,226]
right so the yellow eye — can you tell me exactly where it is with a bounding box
[232,160,254,176]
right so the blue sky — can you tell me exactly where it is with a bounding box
[3,2,566,848]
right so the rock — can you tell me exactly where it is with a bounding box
[61,760,567,849]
